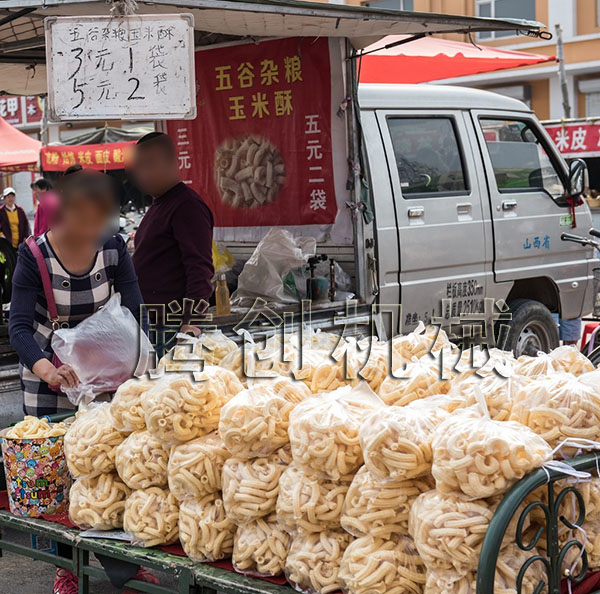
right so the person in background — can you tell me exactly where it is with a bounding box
[9,169,157,594]
[131,132,214,356]
[0,187,30,249]
[31,178,59,237]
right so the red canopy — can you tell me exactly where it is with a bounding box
[359,35,556,84]
[0,116,41,172]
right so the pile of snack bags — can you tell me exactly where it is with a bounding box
[15,325,600,594]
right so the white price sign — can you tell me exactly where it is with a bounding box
[45,14,196,121]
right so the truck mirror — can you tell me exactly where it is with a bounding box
[568,158,588,199]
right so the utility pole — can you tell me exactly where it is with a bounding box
[555,24,571,119]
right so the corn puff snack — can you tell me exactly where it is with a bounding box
[222,447,290,525]
[123,487,179,547]
[110,378,155,433]
[549,345,594,376]
[286,530,352,594]
[514,352,557,378]
[338,535,426,594]
[64,404,124,479]
[115,430,168,490]
[233,514,290,577]
[69,473,130,530]
[219,384,297,459]
[341,466,432,538]
[276,463,352,534]
[5,415,67,439]
[144,367,243,445]
[510,372,600,456]
[360,397,450,481]
[289,384,383,480]
[179,494,236,562]
[168,432,230,501]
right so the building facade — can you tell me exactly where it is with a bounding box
[311,0,600,122]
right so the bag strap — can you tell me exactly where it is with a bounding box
[25,236,59,327]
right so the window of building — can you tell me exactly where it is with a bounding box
[476,0,536,39]
[479,118,564,199]
[579,79,600,117]
[387,117,468,197]
[364,0,414,10]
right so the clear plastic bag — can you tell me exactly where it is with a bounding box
[69,473,130,530]
[378,356,451,406]
[285,530,352,594]
[510,372,600,456]
[432,409,552,499]
[160,330,238,372]
[276,463,352,534]
[51,294,152,405]
[144,367,243,446]
[351,340,389,393]
[179,494,236,562]
[338,534,426,594]
[114,430,168,490]
[289,384,383,480]
[340,466,431,538]
[359,397,450,480]
[168,432,230,502]
[295,348,360,394]
[219,384,297,459]
[424,547,544,594]
[514,351,557,378]
[390,323,452,365]
[123,487,179,547]
[222,447,290,526]
[233,514,290,577]
[64,403,125,479]
[110,377,155,433]
[550,344,594,376]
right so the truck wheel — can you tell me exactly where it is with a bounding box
[496,298,559,356]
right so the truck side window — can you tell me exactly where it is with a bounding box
[480,118,564,199]
[387,117,468,197]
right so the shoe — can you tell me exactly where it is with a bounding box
[123,567,160,593]
[53,569,78,594]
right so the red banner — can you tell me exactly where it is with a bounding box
[167,37,337,227]
[0,95,43,127]
[545,122,600,158]
[41,142,135,172]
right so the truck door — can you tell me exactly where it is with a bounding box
[375,110,489,333]
[472,112,590,319]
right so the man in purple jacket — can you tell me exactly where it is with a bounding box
[131,132,214,354]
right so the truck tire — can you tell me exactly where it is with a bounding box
[496,298,559,357]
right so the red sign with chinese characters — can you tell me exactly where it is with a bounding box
[545,122,600,158]
[167,37,336,227]
[0,95,43,127]
[41,141,134,171]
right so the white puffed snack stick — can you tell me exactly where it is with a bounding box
[285,530,352,594]
[144,367,243,445]
[168,432,230,501]
[5,415,67,439]
[276,463,352,534]
[222,447,290,526]
[340,465,431,538]
[360,397,450,481]
[432,409,552,499]
[288,384,383,480]
[233,514,290,577]
[64,404,124,479]
[110,378,155,433]
[338,534,426,594]
[179,494,236,562]
[123,487,179,547]
[115,430,168,490]
[69,473,130,530]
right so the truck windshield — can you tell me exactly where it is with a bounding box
[480,118,564,200]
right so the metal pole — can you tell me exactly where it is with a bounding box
[555,24,571,119]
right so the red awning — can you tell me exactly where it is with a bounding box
[0,116,41,172]
[359,35,556,84]
[41,142,135,172]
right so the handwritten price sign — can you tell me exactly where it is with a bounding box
[45,14,196,121]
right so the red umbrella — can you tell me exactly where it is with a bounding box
[0,116,41,172]
[359,35,556,84]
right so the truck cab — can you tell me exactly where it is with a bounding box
[360,84,597,355]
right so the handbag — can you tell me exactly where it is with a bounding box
[25,236,64,392]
